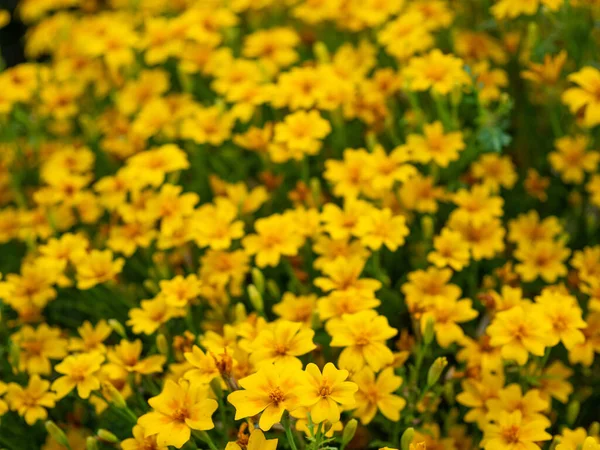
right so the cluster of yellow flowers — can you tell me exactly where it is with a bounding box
[2,0,600,450]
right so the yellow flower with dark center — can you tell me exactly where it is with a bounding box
[138,379,217,448]
[6,375,56,425]
[227,363,301,430]
[352,367,406,424]
[296,363,357,423]
[51,352,105,399]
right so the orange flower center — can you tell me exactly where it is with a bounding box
[22,340,43,355]
[318,385,331,398]
[269,387,285,406]
[274,343,289,355]
[355,334,371,346]
[172,407,189,422]
[501,425,521,444]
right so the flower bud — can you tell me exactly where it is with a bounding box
[313,42,330,64]
[400,427,414,450]
[427,357,448,387]
[548,436,561,450]
[566,400,580,426]
[235,302,247,322]
[8,342,20,374]
[210,378,224,398]
[421,216,434,241]
[248,284,263,313]
[108,319,127,338]
[101,382,127,409]
[86,437,98,450]
[45,421,69,448]
[423,317,435,346]
[156,333,169,356]
[251,268,265,295]
[310,177,322,207]
[97,429,119,443]
[143,279,159,294]
[342,419,358,447]
[266,279,280,299]
[588,422,600,437]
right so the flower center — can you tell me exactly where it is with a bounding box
[318,385,331,398]
[269,387,285,406]
[502,425,521,444]
[355,334,370,346]
[172,407,189,422]
[274,343,289,355]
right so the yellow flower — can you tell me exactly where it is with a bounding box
[296,363,357,423]
[485,384,549,425]
[534,291,586,350]
[470,153,517,192]
[326,310,397,372]
[225,428,278,450]
[68,320,112,354]
[52,352,105,399]
[121,424,168,450]
[562,67,600,127]
[183,345,221,385]
[106,339,166,377]
[250,320,316,369]
[428,229,471,271]
[0,10,10,29]
[420,297,478,348]
[487,305,552,365]
[557,436,600,450]
[193,198,245,250]
[75,249,125,290]
[406,121,465,167]
[273,293,318,327]
[314,258,381,296]
[514,240,570,282]
[242,214,304,268]
[537,361,573,404]
[159,274,203,308]
[549,135,599,184]
[482,410,551,450]
[456,372,505,430]
[11,324,68,375]
[403,49,470,95]
[227,363,301,430]
[451,184,504,226]
[6,375,56,425]
[508,211,562,247]
[127,296,186,335]
[138,379,217,448]
[491,0,561,19]
[352,367,406,424]
[399,173,444,213]
[521,50,568,86]
[355,208,409,251]
[378,11,434,60]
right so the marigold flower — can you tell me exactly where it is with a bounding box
[352,367,406,424]
[52,352,105,399]
[487,305,552,365]
[326,310,397,372]
[6,375,56,425]
[296,362,357,423]
[138,379,218,448]
[227,363,300,430]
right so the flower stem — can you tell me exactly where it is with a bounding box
[193,430,219,450]
[283,413,299,450]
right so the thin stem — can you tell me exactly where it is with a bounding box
[283,413,299,450]
[193,430,219,450]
